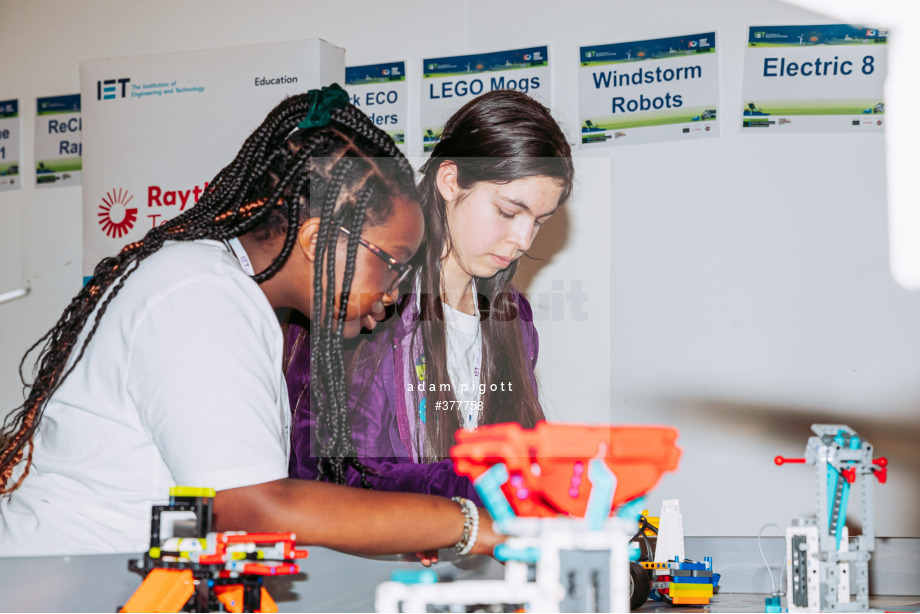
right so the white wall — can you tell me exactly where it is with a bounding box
[1,0,917,537]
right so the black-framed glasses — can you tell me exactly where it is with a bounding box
[339,226,413,293]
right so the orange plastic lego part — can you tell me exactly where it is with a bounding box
[240,562,300,575]
[214,585,278,613]
[671,596,711,605]
[451,422,680,518]
[120,568,195,613]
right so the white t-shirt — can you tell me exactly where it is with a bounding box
[0,240,290,556]
[442,282,482,430]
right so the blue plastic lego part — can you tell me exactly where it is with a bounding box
[827,464,851,550]
[585,458,616,530]
[678,561,707,571]
[473,463,516,530]
[391,569,439,585]
[712,572,721,587]
[670,576,711,584]
[765,595,783,612]
[616,496,645,524]
[494,544,540,564]
[704,556,713,572]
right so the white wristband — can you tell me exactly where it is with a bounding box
[450,497,479,556]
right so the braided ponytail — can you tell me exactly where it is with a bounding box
[1,87,418,493]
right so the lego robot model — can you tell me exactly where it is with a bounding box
[775,424,888,613]
[120,487,308,613]
[633,501,721,607]
[376,422,681,613]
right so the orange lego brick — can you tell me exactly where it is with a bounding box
[120,568,195,613]
[671,596,712,605]
[214,585,278,613]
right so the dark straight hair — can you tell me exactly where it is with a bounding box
[0,88,418,493]
[411,89,575,461]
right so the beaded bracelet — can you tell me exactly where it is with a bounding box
[450,496,479,556]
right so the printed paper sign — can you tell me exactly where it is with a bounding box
[742,25,887,133]
[346,61,407,155]
[422,46,550,152]
[35,94,81,188]
[579,33,719,147]
[80,39,343,281]
[0,100,20,191]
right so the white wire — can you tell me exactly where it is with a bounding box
[758,523,787,596]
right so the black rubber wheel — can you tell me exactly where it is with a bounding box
[629,562,652,611]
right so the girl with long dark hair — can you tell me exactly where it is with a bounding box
[285,89,574,503]
[0,85,497,559]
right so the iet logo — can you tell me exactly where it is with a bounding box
[97,78,130,100]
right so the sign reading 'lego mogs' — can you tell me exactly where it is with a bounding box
[421,46,550,153]
[579,33,719,147]
[35,94,82,188]
[345,61,407,155]
[0,100,20,192]
[741,25,887,133]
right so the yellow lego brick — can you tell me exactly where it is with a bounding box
[170,486,216,498]
[668,584,714,597]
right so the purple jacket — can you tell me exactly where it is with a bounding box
[284,289,540,503]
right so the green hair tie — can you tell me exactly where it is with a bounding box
[297,83,349,130]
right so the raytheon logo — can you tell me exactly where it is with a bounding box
[97,78,130,100]
[98,188,137,238]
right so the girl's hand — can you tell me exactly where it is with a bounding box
[470,509,504,557]
[415,549,439,566]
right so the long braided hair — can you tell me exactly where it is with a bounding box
[0,87,418,494]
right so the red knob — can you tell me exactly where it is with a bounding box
[873,457,888,483]
[775,456,806,465]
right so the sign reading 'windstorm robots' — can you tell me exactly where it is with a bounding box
[79,39,344,283]
[579,33,720,147]
[741,25,887,133]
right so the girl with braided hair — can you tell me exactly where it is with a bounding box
[0,85,499,559]
[285,90,574,508]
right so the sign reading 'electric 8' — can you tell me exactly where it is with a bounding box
[79,39,345,284]
[741,24,887,133]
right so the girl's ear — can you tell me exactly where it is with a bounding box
[435,161,460,204]
[297,218,321,262]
